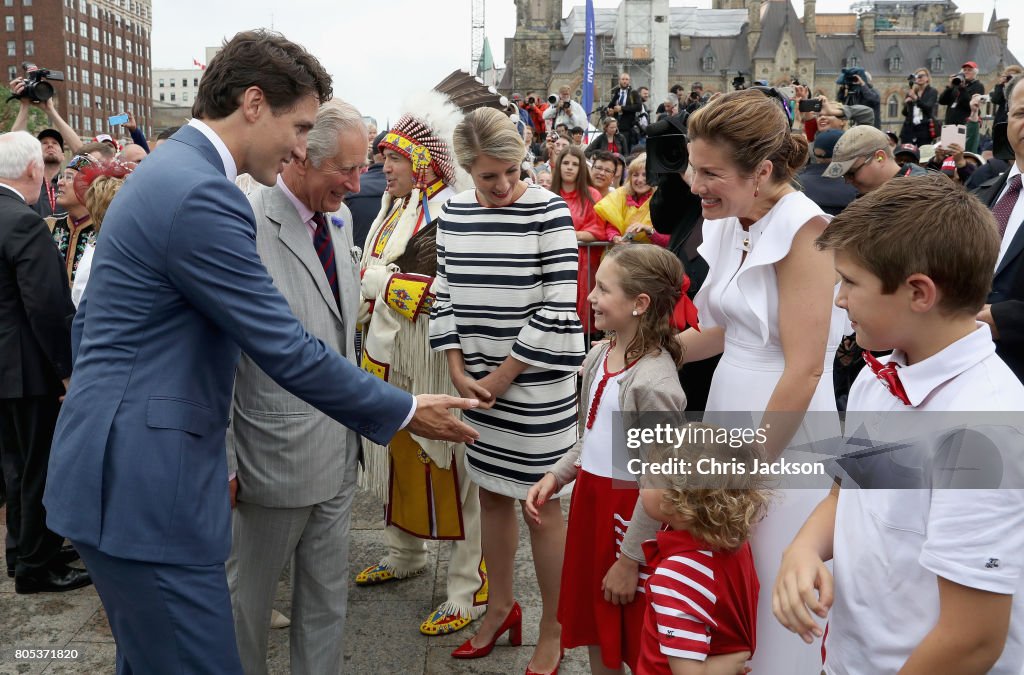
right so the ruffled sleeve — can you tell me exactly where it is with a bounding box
[428,212,459,351]
[691,217,729,331]
[512,197,586,370]
[733,192,830,345]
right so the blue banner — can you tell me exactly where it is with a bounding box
[582,0,595,141]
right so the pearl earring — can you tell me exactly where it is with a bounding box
[632,309,639,316]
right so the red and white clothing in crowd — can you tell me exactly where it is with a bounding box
[636,529,759,675]
[560,186,605,333]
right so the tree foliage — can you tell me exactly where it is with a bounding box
[0,85,52,134]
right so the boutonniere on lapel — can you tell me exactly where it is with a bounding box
[330,215,345,229]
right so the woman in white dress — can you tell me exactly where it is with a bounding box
[678,89,847,673]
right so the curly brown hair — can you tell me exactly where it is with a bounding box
[602,244,685,366]
[646,423,771,551]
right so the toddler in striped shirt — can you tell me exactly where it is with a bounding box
[635,426,770,675]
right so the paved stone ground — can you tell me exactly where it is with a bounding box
[0,491,591,674]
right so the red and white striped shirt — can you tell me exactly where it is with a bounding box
[636,529,759,674]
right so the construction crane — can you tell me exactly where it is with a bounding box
[471,0,485,75]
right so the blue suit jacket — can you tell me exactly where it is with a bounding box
[44,125,413,565]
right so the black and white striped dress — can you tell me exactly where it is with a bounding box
[430,185,586,498]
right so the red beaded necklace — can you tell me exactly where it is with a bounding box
[586,344,639,430]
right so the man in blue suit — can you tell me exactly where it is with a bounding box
[43,30,479,675]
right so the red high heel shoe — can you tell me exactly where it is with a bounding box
[450,602,523,659]
[525,648,564,675]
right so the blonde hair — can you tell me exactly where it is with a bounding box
[451,107,525,171]
[84,176,126,230]
[624,153,649,197]
[646,424,771,551]
[602,244,684,365]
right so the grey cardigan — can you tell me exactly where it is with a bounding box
[549,342,687,563]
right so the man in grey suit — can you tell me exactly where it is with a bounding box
[226,99,374,674]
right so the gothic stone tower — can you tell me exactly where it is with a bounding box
[510,0,564,96]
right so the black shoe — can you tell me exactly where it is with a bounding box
[56,545,81,566]
[15,564,92,594]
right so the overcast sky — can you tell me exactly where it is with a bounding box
[151,0,1023,125]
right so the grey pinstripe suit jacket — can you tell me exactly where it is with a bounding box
[227,183,361,508]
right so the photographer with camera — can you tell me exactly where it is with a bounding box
[10,72,84,218]
[521,91,548,133]
[990,65,1022,125]
[836,67,881,128]
[899,68,939,146]
[938,61,985,125]
[542,85,588,134]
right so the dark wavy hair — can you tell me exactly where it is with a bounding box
[550,145,597,210]
[191,30,332,120]
[603,244,685,366]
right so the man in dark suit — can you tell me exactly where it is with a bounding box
[975,74,1024,382]
[0,132,88,594]
[42,30,479,675]
[607,72,642,153]
[345,130,387,249]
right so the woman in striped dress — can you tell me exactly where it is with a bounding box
[430,107,585,675]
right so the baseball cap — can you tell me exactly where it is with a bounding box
[823,126,890,179]
[812,129,844,159]
[919,144,937,164]
[962,61,979,70]
[37,128,64,149]
[94,134,120,150]
[884,130,899,145]
[894,143,920,162]
[941,156,957,175]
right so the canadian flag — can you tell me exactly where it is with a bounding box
[193,58,206,70]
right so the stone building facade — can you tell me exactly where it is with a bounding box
[500,0,1019,133]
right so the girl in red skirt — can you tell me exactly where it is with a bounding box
[526,244,698,674]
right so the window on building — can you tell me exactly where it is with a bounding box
[887,95,900,119]
[95,116,101,131]
[92,49,99,64]
[83,116,91,131]
[159,92,164,102]
[193,77,198,87]
[83,92,90,107]
[116,57,122,70]
[115,35,121,49]
[95,95,101,108]
[24,14,31,30]
[127,80,133,94]
[931,56,943,72]
[182,91,188,102]
[888,56,901,72]
[79,23,86,37]
[82,69,88,85]
[81,45,88,60]
[91,26,98,40]
[5,16,14,31]
[158,77,163,87]
[6,40,14,56]
[181,78,186,87]
[169,78,174,87]
[127,101,133,113]
[79,0,86,13]
[23,0,31,5]
[5,0,13,7]
[117,78,123,92]
[90,3,97,18]
[71,90,77,104]
[7,65,16,81]
[24,38,32,55]
[170,93,175,102]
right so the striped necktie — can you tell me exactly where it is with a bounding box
[312,212,339,307]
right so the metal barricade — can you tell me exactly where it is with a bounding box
[578,241,612,352]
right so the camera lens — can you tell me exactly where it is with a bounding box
[27,80,54,102]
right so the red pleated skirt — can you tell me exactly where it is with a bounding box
[558,469,648,671]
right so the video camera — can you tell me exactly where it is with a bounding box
[951,71,966,87]
[10,62,64,103]
[644,113,689,187]
[732,72,747,91]
[841,68,863,87]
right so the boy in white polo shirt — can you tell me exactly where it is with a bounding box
[772,174,1024,675]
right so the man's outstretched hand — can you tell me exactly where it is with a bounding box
[407,394,481,444]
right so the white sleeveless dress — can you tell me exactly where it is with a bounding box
[694,191,848,674]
